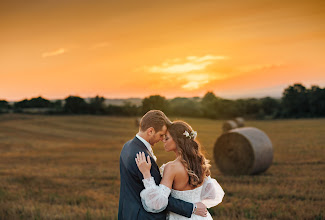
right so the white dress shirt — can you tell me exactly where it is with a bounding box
[136,134,157,161]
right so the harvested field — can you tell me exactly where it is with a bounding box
[0,114,324,219]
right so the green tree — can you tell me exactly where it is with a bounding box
[0,100,9,113]
[282,83,309,117]
[88,96,106,114]
[121,101,140,116]
[106,105,123,115]
[64,96,88,114]
[14,96,51,109]
[201,92,219,119]
[14,99,30,109]
[141,95,169,114]
[308,85,325,117]
[260,97,280,118]
[169,97,202,117]
[214,99,240,119]
[234,98,262,119]
[29,96,51,108]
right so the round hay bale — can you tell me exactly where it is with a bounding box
[214,127,273,175]
[135,117,141,127]
[234,117,245,127]
[222,120,238,133]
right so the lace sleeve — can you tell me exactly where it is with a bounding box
[140,177,171,213]
[200,176,225,208]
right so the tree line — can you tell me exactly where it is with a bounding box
[0,83,324,119]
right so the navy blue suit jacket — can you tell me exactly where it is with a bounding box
[118,137,193,220]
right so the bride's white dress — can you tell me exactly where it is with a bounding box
[140,164,225,220]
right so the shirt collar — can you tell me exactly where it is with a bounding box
[136,134,152,151]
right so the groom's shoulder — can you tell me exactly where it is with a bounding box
[121,137,142,155]
[123,137,140,148]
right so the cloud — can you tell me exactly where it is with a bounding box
[137,54,228,90]
[181,74,211,90]
[42,48,67,58]
[139,55,228,90]
[144,54,228,74]
[187,55,228,62]
[139,55,283,91]
[237,63,284,73]
[146,61,213,74]
[90,42,110,50]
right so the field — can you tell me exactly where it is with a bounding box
[0,114,324,219]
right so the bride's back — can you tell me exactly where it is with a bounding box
[164,159,201,191]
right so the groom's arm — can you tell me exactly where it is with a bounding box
[167,198,208,218]
[166,196,193,218]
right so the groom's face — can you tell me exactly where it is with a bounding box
[148,125,167,146]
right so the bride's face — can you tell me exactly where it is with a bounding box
[163,131,177,152]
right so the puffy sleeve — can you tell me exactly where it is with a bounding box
[140,177,171,213]
[200,176,225,208]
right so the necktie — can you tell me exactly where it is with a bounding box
[149,147,157,162]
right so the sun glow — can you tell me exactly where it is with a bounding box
[181,74,211,90]
[141,55,228,90]
[1,0,324,100]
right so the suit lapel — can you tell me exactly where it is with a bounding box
[132,136,160,173]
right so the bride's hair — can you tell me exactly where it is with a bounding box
[168,121,211,187]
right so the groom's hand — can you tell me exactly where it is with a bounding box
[194,202,207,217]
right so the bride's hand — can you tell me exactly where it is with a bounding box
[135,152,152,179]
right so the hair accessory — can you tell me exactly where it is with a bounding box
[183,130,197,140]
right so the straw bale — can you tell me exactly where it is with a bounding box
[222,120,238,133]
[214,127,273,175]
[234,117,245,127]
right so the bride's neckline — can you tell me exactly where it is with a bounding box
[171,184,203,192]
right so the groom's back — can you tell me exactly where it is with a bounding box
[118,137,167,220]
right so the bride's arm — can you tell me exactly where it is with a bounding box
[136,152,175,212]
[200,176,225,208]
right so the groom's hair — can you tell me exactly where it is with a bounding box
[140,110,171,132]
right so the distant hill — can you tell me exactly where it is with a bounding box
[84,98,143,106]
[9,97,202,106]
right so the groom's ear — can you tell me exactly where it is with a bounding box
[147,127,155,136]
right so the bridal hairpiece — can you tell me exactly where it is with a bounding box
[183,130,197,140]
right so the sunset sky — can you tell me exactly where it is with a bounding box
[1,0,324,101]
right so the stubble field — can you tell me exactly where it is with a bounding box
[0,114,324,219]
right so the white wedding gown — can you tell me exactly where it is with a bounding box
[140,164,225,220]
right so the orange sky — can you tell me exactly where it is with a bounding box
[1,0,324,101]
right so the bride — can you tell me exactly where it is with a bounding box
[135,120,225,219]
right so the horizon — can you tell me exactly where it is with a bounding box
[5,91,285,103]
[1,0,324,101]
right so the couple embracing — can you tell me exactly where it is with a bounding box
[118,110,224,220]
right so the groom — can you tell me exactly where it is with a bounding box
[118,110,207,220]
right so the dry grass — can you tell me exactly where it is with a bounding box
[0,114,324,219]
